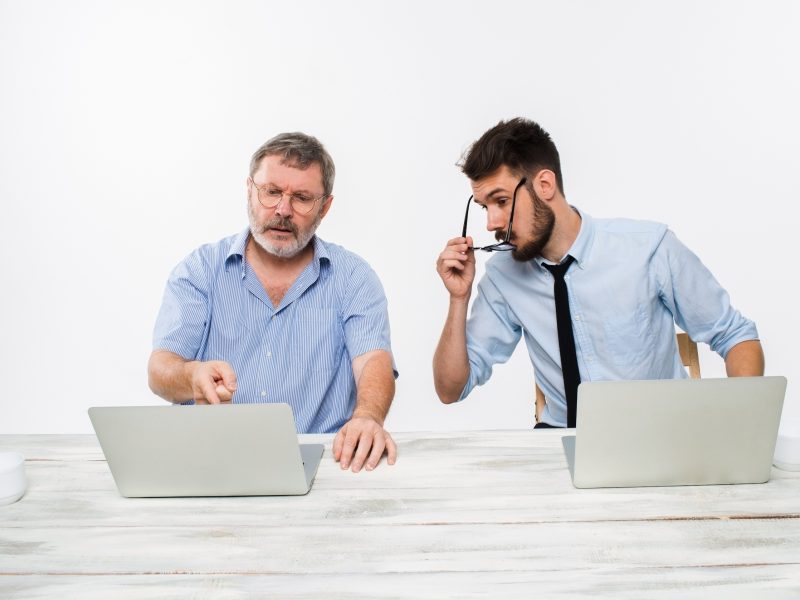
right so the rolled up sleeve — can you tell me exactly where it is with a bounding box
[655,230,759,359]
[460,274,522,400]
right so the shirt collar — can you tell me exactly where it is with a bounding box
[309,235,332,281]
[311,234,331,264]
[226,228,251,264]
[225,228,332,275]
[534,206,594,270]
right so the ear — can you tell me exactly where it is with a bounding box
[533,170,558,201]
[319,195,334,219]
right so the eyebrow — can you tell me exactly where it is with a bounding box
[259,181,316,195]
[474,187,509,204]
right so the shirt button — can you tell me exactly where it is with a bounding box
[260,390,267,397]
[266,352,272,358]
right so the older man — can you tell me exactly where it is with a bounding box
[149,132,397,472]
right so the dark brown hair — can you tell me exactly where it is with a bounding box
[460,118,564,195]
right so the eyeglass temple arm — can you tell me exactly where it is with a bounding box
[504,178,527,243]
[462,195,474,239]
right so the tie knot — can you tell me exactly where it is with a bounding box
[543,255,575,279]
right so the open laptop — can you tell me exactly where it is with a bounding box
[561,376,786,488]
[88,404,324,497]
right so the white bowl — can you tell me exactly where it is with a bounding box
[0,452,26,505]
[773,433,800,471]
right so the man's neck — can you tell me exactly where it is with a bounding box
[246,235,316,276]
[246,236,317,308]
[540,203,582,264]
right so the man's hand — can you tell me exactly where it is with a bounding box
[333,415,397,472]
[185,360,238,404]
[432,238,475,403]
[149,351,238,405]
[436,236,476,300]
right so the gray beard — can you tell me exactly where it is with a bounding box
[248,203,322,258]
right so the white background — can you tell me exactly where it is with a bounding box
[1,0,798,435]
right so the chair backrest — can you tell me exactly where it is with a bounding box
[534,332,700,423]
[676,332,700,379]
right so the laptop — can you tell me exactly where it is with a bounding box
[562,376,786,488]
[88,404,324,497]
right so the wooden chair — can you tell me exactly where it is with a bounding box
[675,332,700,379]
[534,332,700,423]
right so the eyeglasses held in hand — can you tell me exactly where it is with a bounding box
[249,177,328,216]
[461,178,526,252]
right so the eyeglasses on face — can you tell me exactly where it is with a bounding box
[249,177,328,215]
[462,177,527,252]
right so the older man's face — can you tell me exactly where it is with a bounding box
[247,155,331,258]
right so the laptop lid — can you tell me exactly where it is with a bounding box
[562,376,786,488]
[88,404,324,497]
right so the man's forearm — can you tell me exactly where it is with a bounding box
[353,351,395,424]
[725,340,765,377]
[148,350,196,403]
[433,297,471,404]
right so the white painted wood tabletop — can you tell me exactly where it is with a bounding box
[1,431,799,599]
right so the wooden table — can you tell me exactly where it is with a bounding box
[1,431,799,598]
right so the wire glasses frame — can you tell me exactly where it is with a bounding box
[462,177,527,252]
[248,177,328,215]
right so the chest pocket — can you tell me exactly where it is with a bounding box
[293,307,343,373]
[603,303,652,366]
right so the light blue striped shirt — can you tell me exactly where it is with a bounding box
[153,229,395,433]
[461,210,759,427]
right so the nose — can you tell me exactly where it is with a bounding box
[273,193,294,218]
[485,205,506,232]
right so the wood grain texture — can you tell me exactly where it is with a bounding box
[1,432,799,598]
[677,332,701,379]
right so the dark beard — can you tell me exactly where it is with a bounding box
[495,190,556,262]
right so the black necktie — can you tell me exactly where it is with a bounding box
[542,256,580,428]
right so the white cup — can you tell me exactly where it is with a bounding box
[0,452,26,505]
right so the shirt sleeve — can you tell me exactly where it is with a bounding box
[460,272,523,400]
[340,262,397,377]
[653,229,759,358]
[152,251,211,360]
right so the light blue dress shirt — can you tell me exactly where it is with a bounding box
[461,210,758,427]
[153,229,395,433]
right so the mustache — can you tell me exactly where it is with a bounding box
[495,231,514,242]
[259,217,298,236]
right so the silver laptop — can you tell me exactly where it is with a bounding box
[562,376,786,488]
[88,404,324,497]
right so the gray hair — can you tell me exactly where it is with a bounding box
[249,132,336,196]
